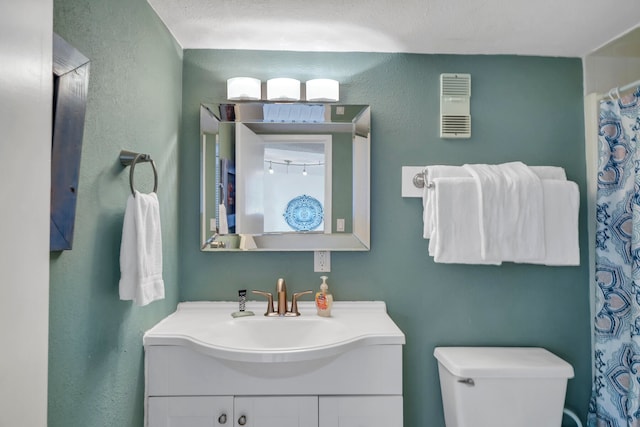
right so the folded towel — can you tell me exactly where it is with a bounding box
[423,164,566,239]
[430,177,501,264]
[531,180,580,266]
[218,203,229,235]
[463,162,545,262]
[119,191,165,306]
[430,177,579,266]
[239,234,258,250]
[423,166,465,239]
[528,166,567,180]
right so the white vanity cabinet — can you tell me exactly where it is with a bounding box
[144,302,405,427]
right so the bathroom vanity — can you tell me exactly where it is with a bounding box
[144,301,405,427]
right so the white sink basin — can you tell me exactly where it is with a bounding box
[144,301,405,363]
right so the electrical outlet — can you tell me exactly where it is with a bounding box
[314,250,331,272]
[336,218,345,232]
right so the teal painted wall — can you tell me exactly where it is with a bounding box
[49,0,182,425]
[180,51,590,426]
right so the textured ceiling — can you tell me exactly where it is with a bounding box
[146,0,640,57]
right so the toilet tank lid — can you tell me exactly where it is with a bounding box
[433,347,574,379]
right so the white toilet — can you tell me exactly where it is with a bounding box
[434,347,575,427]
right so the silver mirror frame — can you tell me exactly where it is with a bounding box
[200,103,370,252]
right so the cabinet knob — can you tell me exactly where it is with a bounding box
[218,413,227,424]
[238,414,247,426]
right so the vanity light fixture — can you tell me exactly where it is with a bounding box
[306,79,339,102]
[267,78,301,101]
[227,77,262,101]
[268,161,274,174]
[302,164,308,176]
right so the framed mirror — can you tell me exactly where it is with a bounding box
[200,102,370,251]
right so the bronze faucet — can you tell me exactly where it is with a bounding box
[253,278,312,317]
[276,277,288,315]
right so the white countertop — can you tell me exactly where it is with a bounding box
[144,301,405,363]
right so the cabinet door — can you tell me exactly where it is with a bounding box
[148,396,233,427]
[234,396,318,427]
[319,396,403,427]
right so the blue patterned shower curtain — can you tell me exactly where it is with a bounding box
[590,87,640,427]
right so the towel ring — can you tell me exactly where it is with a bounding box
[119,150,158,196]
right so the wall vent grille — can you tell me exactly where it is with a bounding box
[441,115,471,136]
[440,73,471,139]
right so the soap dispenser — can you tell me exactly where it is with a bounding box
[315,276,333,317]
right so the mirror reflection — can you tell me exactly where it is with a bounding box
[200,102,370,251]
[262,141,328,233]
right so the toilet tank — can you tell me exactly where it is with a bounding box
[434,347,574,427]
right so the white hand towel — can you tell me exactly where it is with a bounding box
[422,165,565,240]
[218,203,229,235]
[239,234,257,250]
[430,177,502,264]
[119,191,165,306]
[463,162,545,262]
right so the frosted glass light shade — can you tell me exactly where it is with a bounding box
[267,78,301,101]
[306,79,339,102]
[227,77,261,101]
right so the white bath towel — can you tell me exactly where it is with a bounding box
[531,180,580,266]
[463,162,545,262]
[119,191,165,306]
[423,164,566,240]
[430,178,579,266]
[430,177,501,264]
[528,166,567,181]
[423,166,466,239]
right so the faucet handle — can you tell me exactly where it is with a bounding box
[251,290,277,316]
[286,290,313,317]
